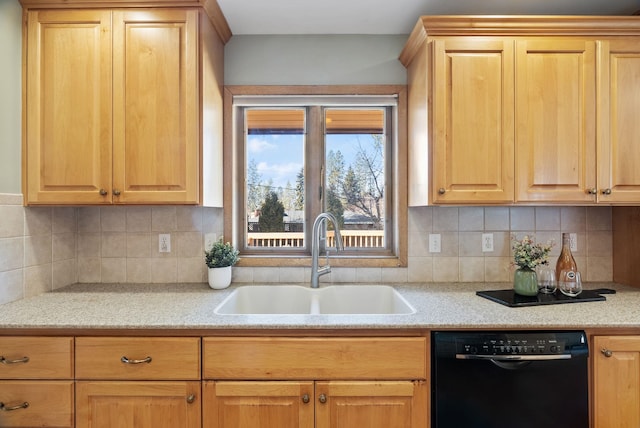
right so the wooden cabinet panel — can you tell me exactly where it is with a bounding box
[24,8,204,205]
[598,39,640,203]
[0,336,73,379]
[203,337,427,380]
[112,10,199,204]
[431,39,515,203]
[315,381,427,428]
[25,10,112,204]
[76,381,200,428]
[515,39,597,202]
[75,337,200,380]
[0,381,73,428]
[593,336,640,428]
[203,381,315,428]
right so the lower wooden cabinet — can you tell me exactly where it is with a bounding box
[202,337,428,428]
[76,381,201,428]
[0,381,73,428]
[203,380,427,428]
[0,337,74,428]
[593,335,640,428]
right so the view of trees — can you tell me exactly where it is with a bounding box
[247,134,385,231]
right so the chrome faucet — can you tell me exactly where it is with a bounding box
[310,212,344,288]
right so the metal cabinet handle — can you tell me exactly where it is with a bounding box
[302,394,310,404]
[601,188,612,195]
[438,188,446,195]
[99,188,108,196]
[186,394,196,404]
[121,356,152,364]
[0,356,29,365]
[318,394,327,404]
[601,348,613,358]
[0,402,29,411]
[113,189,121,196]
[587,188,597,195]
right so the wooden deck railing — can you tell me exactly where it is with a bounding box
[247,230,384,248]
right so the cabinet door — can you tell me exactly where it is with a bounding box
[315,381,427,428]
[593,336,640,428]
[515,39,597,202]
[76,381,200,428]
[25,10,112,204]
[203,381,314,428]
[112,10,199,204]
[431,39,515,203]
[598,39,640,203]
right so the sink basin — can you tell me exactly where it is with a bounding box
[214,285,415,315]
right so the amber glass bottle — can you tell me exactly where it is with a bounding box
[555,233,578,281]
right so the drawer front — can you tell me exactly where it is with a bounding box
[76,337,200,380]
[0,380,73,427]
[0,337,73,379]
[203,337,427,380]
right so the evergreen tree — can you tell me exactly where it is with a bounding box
[294,168,304,210]
[246,159,263,213]
[326,187,344,229]
[258,191,285,232]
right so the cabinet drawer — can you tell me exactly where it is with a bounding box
[76,337,200,380]
[0,380,73,427]
[203,337,427,380]
[0,337,73,379]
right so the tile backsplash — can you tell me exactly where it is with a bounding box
[0,193,612,304]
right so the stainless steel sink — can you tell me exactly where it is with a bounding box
[214,285,415,315]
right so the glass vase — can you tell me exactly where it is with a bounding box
[513,268,538,296]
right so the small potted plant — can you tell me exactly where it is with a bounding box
[204,239,239,289]
[511,235,553,296]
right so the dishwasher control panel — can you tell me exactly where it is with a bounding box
[459,337,565,356]
[441,331,588,358]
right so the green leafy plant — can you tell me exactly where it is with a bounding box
[511,234,553,270]
[204,239,239,268]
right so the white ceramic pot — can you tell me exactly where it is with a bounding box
[208,266,232,289]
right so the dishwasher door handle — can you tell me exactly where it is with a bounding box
[456,354,572,361]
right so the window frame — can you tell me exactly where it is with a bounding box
[223,85,408,268]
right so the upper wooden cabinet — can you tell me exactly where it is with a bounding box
[598,39,640,203]
[430,38,515,204]
[23,4,226,205]
[400,16,640,205]
[515,39,597,203]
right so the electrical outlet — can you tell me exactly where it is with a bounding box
[482,233,494,252]
[159,234,171,253]
[429,234,441,253]
[570,233,577,252]
[204,233,217,251]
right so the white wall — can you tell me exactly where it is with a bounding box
[224,35,408,85]
[0,0,22,194]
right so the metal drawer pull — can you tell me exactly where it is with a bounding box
[0,356,29,365]
[601,348,613,358]
[0,402,29,411]
[302,394,310,404]
[318,394,327,404]
[186,394,196,404]
[121,356,152,364]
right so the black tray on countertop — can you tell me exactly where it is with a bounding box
[477,289,607,307]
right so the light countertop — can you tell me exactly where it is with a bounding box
[0,282,639,331]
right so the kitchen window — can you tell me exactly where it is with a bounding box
[223,86,407,267]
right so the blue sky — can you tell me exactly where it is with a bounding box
[247,134,366,190]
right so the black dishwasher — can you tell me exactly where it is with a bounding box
[432,331,588,428]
